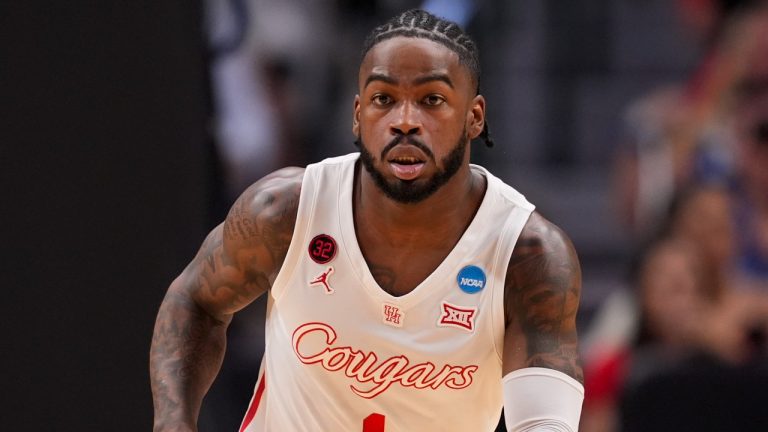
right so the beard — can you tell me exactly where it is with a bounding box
[355,127,468,204]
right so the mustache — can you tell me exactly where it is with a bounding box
[381,134,434,161]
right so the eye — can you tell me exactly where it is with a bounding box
[371,94,393,106]
[422,94,445,106]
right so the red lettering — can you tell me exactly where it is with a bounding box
[292,322,478,398]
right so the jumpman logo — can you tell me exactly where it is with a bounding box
[309,267,335,294]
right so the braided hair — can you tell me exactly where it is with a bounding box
[361,9,494,147]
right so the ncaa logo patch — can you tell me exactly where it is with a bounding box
[308,234,337,264]
[457,265,486,294]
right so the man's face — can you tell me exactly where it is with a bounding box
[353,37,485,204]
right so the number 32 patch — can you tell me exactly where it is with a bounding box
[308,234,337,264]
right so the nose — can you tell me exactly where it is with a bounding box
[390,101,421,136]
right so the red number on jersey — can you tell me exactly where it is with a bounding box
[362,413,385,432]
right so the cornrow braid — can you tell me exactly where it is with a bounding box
[361,9,493,147]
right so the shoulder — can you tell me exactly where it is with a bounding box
[222,167,304,250]
[515,212,577,260]
[232,167,304,215]
[243,166,305,200]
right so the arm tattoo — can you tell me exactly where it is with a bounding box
[225,178,299,244]
[213,170,302,312]
[150,168,303,430]
[196,226,272,313]
[506,214,583,383]
[150,289,229,431]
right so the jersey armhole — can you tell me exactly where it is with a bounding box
[270,165,320,303]
[490,204,535,362]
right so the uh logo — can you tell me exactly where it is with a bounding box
[382,303,403,328]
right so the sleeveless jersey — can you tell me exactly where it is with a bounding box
[239,153,535,432]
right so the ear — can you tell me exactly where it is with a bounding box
[467,95,486,140]
[352,95,361,137]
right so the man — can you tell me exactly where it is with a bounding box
[151,9,584,432]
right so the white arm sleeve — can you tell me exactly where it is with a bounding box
[503,367,584,432]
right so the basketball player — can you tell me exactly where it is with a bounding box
[151,10,584,432]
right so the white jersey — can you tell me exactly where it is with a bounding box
[239,153,534,432]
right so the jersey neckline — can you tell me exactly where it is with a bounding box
[337,153,496,309]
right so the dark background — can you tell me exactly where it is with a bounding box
[3,2,211,430]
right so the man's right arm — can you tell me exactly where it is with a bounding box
[149,167,303,432]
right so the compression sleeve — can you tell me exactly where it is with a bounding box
[503,367,584,432]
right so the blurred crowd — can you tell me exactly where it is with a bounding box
[584,0,768,430]
[198,0,768,430]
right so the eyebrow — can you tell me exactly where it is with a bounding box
[364,72,454,89]
[413,73,453,88]
[364,73,398,88]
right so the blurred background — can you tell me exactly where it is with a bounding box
[3,0,768,430]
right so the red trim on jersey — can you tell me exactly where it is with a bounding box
[239,375,266,432]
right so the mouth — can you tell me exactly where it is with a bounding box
[388,155,426,181]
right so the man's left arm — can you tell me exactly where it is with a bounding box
[501,211,584,431]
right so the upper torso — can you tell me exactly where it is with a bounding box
[240,153,534,432]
